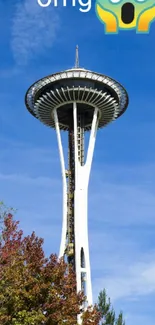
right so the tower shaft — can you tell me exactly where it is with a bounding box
[25,51,129,323]
[54,103,99,311]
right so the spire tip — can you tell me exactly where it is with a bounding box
[75,45,79,68]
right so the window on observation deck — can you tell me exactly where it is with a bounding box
[52,78,95,90]
[35,78,117,102]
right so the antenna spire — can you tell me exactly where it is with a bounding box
[75,45,79,68]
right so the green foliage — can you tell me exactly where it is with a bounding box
[97,289,125,325]
[115,312,125,325]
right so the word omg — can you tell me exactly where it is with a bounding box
[37,0,92,12]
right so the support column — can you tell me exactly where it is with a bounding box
[53,109,67,259]
[73,102,99,310]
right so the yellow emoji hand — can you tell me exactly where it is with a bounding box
[138,6,155,32]
[96,4,118,33]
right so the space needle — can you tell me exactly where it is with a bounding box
[25,46,128,313]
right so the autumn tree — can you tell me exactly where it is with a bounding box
[0,209,100,325]
[0,204,126,325]
[0,201,15,240]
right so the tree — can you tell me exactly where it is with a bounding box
[115,312,125,325]
[0,211,100,325]
[0,201,16,240]
[97,290,125,325]
[0,205,126,325]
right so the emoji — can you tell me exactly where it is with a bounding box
[95,0,155,33]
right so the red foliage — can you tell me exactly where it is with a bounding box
[0,213,100,325]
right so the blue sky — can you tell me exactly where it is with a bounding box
[1,0,155,324]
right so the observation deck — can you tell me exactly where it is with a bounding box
[25,67,128,131]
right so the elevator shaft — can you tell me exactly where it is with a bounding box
[66,112,84,270]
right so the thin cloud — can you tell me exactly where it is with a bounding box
[93,260,155,302]
[11,0,60,65]
[0,173,60,187]
[126,314,155,325]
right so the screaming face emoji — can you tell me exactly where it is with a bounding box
[95,0,155,33]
